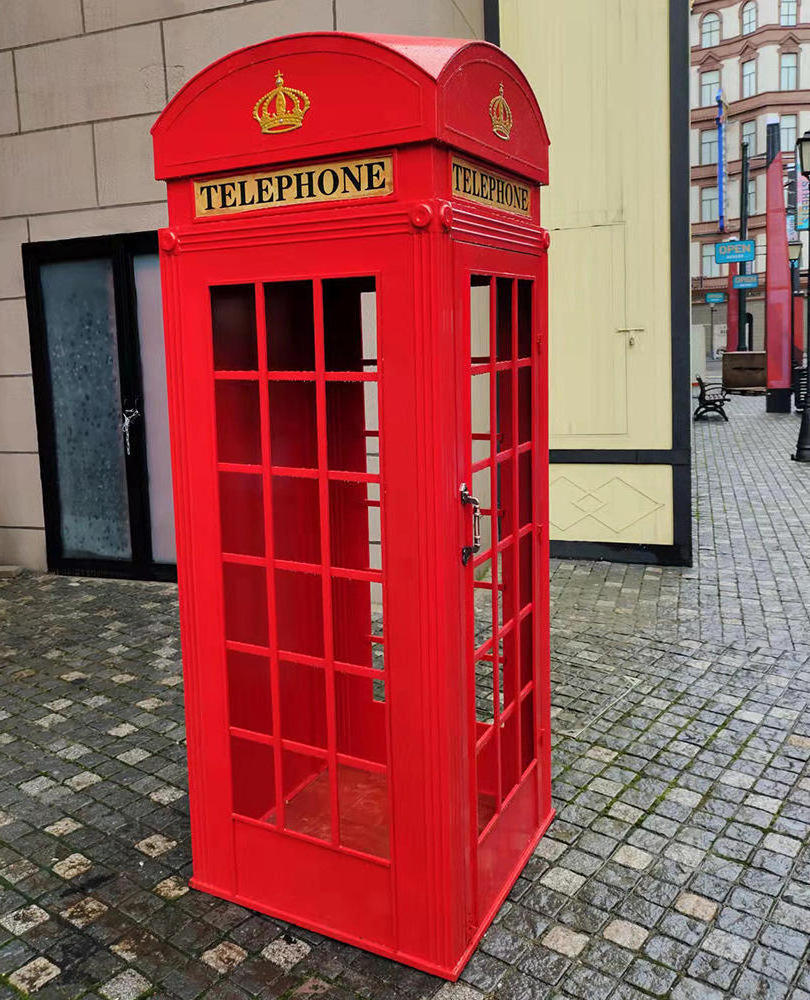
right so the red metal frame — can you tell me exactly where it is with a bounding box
[152,32,552,980]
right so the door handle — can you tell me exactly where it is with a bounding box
[459,483,481,566]
[122,407,141,456]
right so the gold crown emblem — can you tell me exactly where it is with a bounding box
[253,70,310,134]
[489,82,513,141]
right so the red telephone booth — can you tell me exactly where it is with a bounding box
[152,32,552,980]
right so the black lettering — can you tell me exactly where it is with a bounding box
[237,179,255,207]
[364,161,387,191]
[318,168,339,196]
[342,164,364,193]
[504,183,514,206]
[496,179,504,204]
[256,177,273,204]
[462,167,472,194]
[295,170,315,200]
[276,174,294,201]
[520,188,528,212]
[219,183,236,208]
[199,184,217,211]
[452,161,464,190]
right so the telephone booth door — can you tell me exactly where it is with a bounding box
[171,231,421,946]
[456,242,551,924]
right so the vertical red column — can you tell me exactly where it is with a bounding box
[726,262,739,353]
[766,120,793,411]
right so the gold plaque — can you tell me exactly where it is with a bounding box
[253,70,310,134]
[489,82,513,141]
[451,156,531,218]
[194,155,394,218]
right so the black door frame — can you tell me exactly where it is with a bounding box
[23,231,177,582]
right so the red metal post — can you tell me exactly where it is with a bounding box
[765,120,793,411]
[726,261,739,353]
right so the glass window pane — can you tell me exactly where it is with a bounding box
[338,764,389,858]
[335,672,386,764]
[265,280,315,372]
[268,382,317,468]
[40,259,131,560]
[323,277,377,372]
[274,569,324,657]
[281,750,330,841]
[216,381,261,465]
[279,660,327,749]
[211,284,257,371]
[134,254,175,563]
[227,651,272,735]
[470,277,491,362]
[220,472,264,556]
[272,474,321,564]
[231,737,275,820]
[222,562,268,646]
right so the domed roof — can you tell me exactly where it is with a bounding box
[152,32,549,184]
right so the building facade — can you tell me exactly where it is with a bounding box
[502,0,692,565]
[691,0,810,341]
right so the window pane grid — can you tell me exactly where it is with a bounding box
[470,275,536,843]
[214,276,389,858]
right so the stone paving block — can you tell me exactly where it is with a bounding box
[674,892,718,921]
[541,925,588,958]
[100,969,152,1000]
[602,919,647,950]
[611,846,652,871]
[700,928,751,963]
[8,956,60,993]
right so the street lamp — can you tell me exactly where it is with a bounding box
[792,134,810,461]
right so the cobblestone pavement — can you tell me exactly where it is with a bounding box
[2,395,810,1000]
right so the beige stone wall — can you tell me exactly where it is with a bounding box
[0,0,484,569]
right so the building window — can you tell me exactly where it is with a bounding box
[742,119,757,155]
[702,243,720,277]
[701,128,719,164]
[702,12,721,46]
[702,186,720,222]
[701,70,720,106]
[781,52,798,90]
[742,59,757,98]
[782,114,798,151]
[747,177,757,215]
[742,1,757,34]
[781,0,798,25]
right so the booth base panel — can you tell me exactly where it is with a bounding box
[188,805,555,981]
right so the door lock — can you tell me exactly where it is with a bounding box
[459,483,481,566]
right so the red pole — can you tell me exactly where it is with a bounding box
[765,119,793,412]
[726,261,739,352]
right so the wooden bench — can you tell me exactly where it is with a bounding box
[694,375,729,422]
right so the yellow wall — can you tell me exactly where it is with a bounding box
[501,0,676,546]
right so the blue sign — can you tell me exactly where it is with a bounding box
[733,274,759,290]
[716,92,727,233]
[715,240,756,264]
[706,293,727,303]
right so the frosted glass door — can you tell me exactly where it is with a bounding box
[134,254,176,563]
[40,259,132,560]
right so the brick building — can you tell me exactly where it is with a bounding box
[691,0,810,345]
